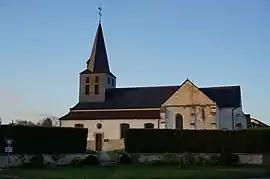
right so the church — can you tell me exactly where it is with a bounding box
[59,21,248,151]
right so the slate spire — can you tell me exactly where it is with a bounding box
[86,22,113,76]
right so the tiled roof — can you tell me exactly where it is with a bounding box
[250,118,269,128]
[70,85,241,110]
[200,86,241,107]
[60,110,160,120]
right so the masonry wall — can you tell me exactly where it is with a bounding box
[163,80,217,129]
[218,107,247,130]
[163,106,217,129]
[61,119,159,151]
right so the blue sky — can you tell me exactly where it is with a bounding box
[0,0,269,124]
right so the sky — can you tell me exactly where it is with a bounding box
[0,0,269,124]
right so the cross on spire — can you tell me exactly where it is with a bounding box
[98,6,102,23]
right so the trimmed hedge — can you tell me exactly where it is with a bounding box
[0,125,88,154]
[124,129,270,153]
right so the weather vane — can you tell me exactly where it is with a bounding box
[98,6,102,23]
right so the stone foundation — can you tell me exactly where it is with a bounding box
[131,153,265,165]
[0,154,89,168]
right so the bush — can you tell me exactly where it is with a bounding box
[195,155,206,165]
[81,154,99,165]
[184,153,196,165]
[70,158,81,167]
[85,150,98,155]
[208,154,220,165]
[22,154,44,168]
[0,125,88,154]
[218,152,239,166]
[124,129,270,153]
[117,152,132,165]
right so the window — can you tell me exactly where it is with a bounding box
[144,123,154,129]
[120,123,130,139]
[94,84,99,95]
[111,79,114,86]
[85,85,90,95]
[236,123,243,129]
[211,123,216,129]
[85,77,90,83]
[201,109,206,119]
[74,124,84,128]
[96,123,102,129]
[108,77,110,84]
[175,113,184,129]
[95,76,99,83]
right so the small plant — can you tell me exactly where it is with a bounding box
[209,154,220,165]
[51,153,61,162]
[81,154,99,165]
[184,153,195,165]
[218,151,239,166]
[70,158,81,167]
[195,155,206,165]
[22,154,44,168]
[85,150,98,155]
[117,152,132,165]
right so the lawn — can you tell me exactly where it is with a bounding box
[7,165,270,179]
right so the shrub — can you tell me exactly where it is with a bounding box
[85,150,98,155]
[51,153,61,162]
[125,129,270,154]
[117,152,132,165]
[70,158,81,167]
[218,151,239,166]
[195,155,206,165]
[0,125,88,154]
[209,154,220,165]
[184,153,196,165]
[22,154,44,168]
[81,154,99,165]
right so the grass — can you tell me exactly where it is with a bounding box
[7,165,270,179]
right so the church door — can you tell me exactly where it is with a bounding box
[95,133,103,151]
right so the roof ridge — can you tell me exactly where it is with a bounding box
[113,85,180,90]
[200,85,240,89]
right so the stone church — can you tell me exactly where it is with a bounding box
[59,21,248,151]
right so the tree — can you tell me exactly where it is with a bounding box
[0,117,2,124]
[38,116,59,127]
[10,120,37,126]
[8,116,59,127]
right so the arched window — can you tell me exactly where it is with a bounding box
[120,123,130,139]
[74,123,84,128]
[175,114,183,129]
[144,123,154,129]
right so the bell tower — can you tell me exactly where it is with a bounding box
[79,8,116,103]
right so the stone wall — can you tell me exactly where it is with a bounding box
[0,154,89,168]
[132,153,264,165]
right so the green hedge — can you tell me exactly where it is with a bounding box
[0,125,88,154]
[124,129,270,153]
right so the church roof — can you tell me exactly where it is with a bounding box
[85,23,115,77]
[60,110,160,120]
[70,85,241,110]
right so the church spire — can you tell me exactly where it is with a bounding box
[86,7,114,76]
